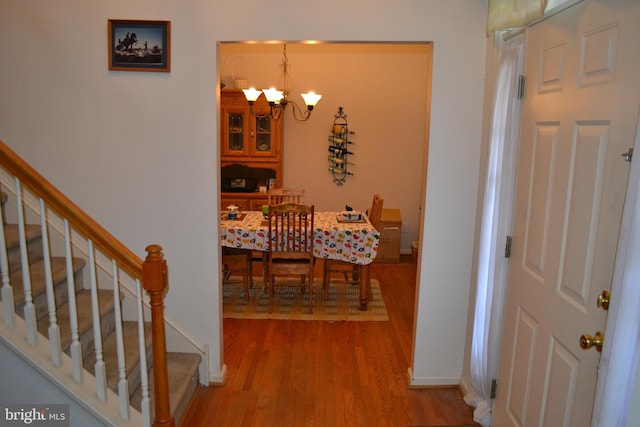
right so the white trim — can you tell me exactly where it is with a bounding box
[208,364,228,386]
[592,109,640,426]
[407,368,460,387]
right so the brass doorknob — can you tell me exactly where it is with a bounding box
[580,331,604,352]
[597,290,610,310]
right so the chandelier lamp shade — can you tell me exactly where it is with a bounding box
[241,44,322,123]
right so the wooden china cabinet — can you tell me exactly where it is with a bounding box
[220,89,283,211]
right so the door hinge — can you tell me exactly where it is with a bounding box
[505,235,513,258]
[491,379,498,399]
[518,75,526,100]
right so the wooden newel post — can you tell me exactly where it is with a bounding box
[143,244,175,427]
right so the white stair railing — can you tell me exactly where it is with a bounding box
[88,239,107,402]
[0,140,186,427]
[40,198,62,366]
[0,193,15,328]
[136,278,151,427]
[0,178,152,426]
[64,218,84,383]
[16,179,38,346]
[112,259,131,420]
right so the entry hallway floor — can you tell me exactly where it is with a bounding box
[181,256,480,427]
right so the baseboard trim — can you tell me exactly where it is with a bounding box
[208,364,227,386]
[407,367,460,388]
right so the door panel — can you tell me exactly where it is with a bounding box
[493,1,640,425]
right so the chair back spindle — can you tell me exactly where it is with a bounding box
[267,188,305,205]
[267,203,315,312]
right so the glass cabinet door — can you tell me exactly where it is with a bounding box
[227,112,246,153]
[254,116,272,153]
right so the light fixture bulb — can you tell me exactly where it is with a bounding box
[262,88,284,104]
[300,92,322,110]
[242,87,262,103]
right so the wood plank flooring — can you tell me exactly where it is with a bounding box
[181,255,479,427]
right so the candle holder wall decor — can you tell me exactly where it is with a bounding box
[327,107,355,185]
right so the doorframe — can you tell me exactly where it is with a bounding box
[592,109,640,425]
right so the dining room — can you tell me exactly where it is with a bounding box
[217,42,429,329]
[218,42,428,241]
[212,41,481,424]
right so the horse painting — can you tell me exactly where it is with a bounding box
[116,32,138,52]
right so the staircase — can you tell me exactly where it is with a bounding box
[0,142,204,426]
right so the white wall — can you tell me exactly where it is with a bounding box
[0,343,113,426]
[0,0,488,385]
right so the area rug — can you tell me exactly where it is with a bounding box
[223,278,389,321]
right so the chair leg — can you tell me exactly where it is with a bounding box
[308,272,314,314]
[241,263,249,301]
[322,260,331,299]
[262,253,268,292]
[223,266,232,281]
[268,272,274,313]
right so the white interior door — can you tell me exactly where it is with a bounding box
[493,1,640,426]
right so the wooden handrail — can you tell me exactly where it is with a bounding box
[0,140,143,279]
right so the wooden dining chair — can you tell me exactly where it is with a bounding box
[267,203,315,312]
[322,194,384,299]
[222,247,252,300]
[267,187,306,205]
[259,187,306,288]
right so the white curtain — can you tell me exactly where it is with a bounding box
[464,34,524,427]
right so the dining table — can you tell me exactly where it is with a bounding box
[220,210,381,310]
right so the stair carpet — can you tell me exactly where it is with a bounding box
[0,221,200,424]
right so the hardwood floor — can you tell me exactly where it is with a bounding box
[181,255,479,427]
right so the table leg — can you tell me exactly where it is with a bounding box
[359,264,371,311]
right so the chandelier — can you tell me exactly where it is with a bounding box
[242,44,322,123]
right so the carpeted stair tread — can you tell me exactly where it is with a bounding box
[38,289,116,354]
[3,224,44,272]
[7,257,85,308]
[84,321,153,395]
[3,223,42,245]
[130,352,201,424]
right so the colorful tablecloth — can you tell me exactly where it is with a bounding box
[221,211,380,265]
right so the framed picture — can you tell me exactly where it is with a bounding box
[108,20,170,72]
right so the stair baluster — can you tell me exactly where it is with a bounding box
[112,259,131,419]
[39,198,62,366]
[136,278,152,427]
[64,218,84,383]
[0,189,15,328]
[88,240,107,401]
[16,179,38,346]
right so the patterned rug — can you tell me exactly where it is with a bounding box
[223,278,388,321]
